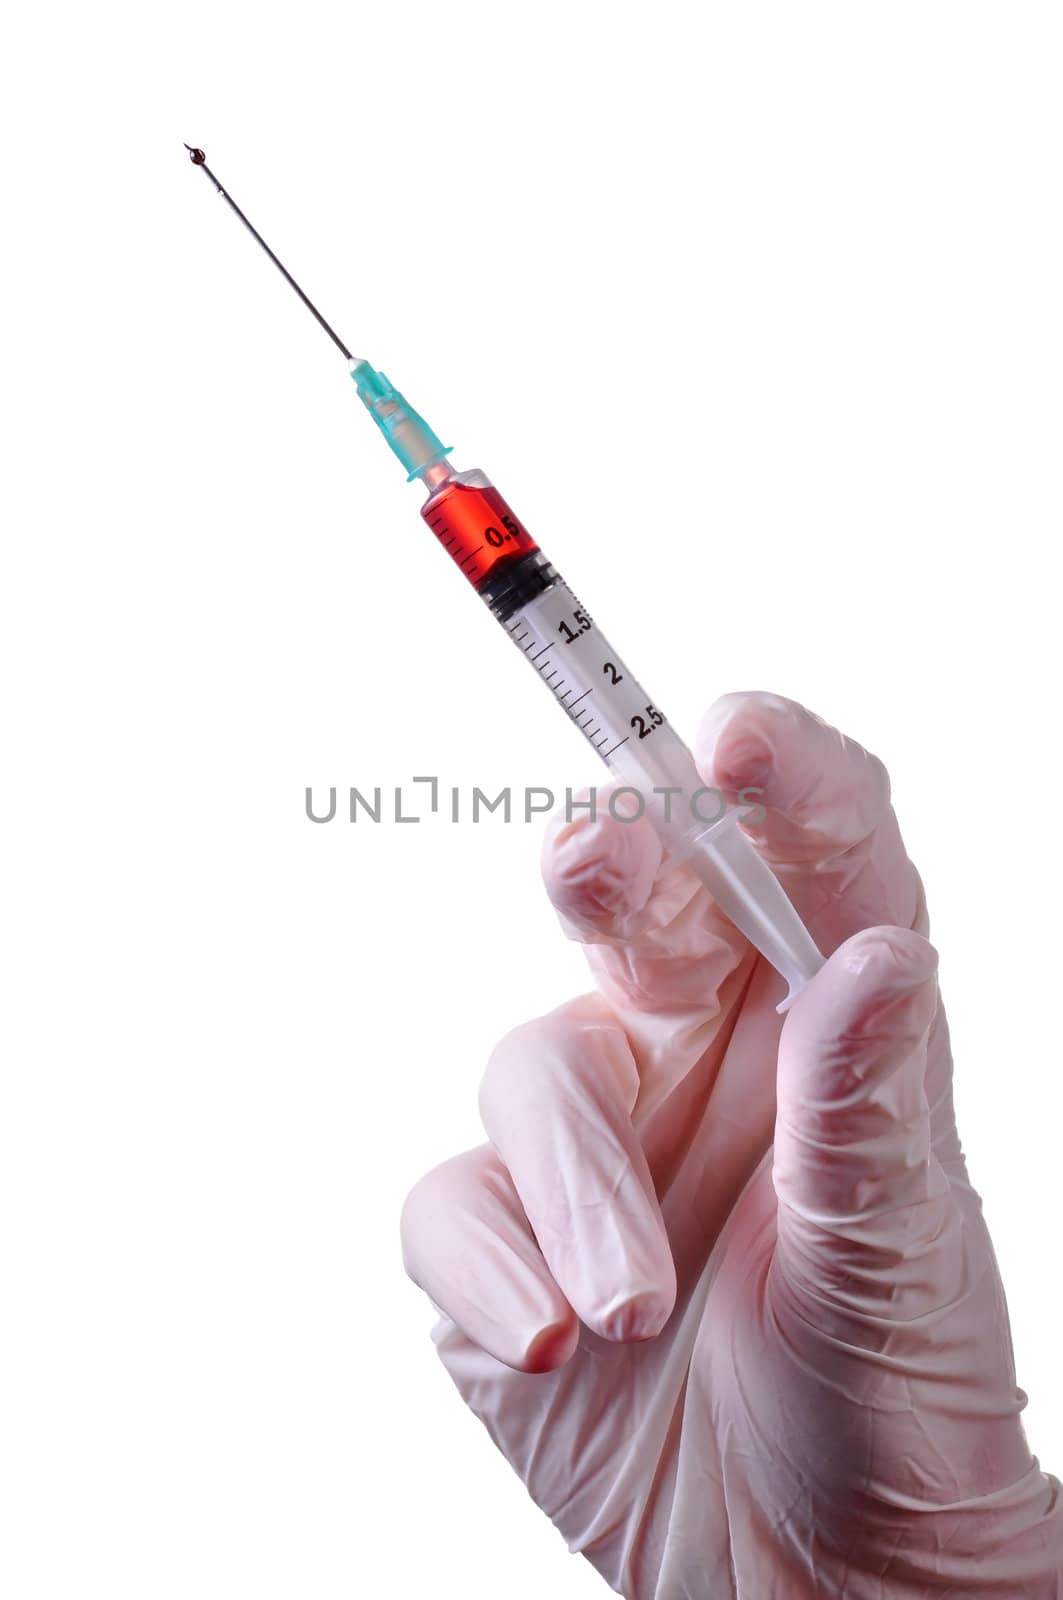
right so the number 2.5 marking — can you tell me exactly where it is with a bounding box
[631,705,665,739]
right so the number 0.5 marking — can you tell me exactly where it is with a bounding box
[484,514,524,549]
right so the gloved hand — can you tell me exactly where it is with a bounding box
[401,693,1063,1598]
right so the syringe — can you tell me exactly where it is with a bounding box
[186,147,823,1007]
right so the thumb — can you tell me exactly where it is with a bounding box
[772,926,954,1324]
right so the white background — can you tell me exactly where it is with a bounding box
[2,3,1061,1596]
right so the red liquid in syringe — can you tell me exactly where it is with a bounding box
[421,480,539,591]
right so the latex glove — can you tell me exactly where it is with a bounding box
[401,693,1063,1598]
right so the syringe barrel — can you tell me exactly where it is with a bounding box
[419,467,823,1006]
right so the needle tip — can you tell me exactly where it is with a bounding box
[184,144,206,165]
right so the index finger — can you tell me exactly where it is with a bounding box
[694,691,926,949]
